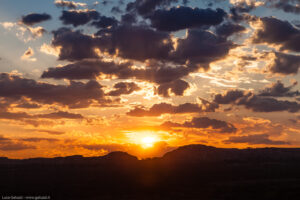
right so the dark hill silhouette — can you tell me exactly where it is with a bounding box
[1,144,300,199]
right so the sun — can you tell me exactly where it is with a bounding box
[141,136,157,149]
[124,131,162,149]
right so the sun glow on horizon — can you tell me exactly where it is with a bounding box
[125,130,162,149]
[141,136,157,148]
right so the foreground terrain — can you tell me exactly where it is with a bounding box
[1,145,300,199]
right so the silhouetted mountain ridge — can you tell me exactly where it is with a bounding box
[1,144,300,164]
[2,144,300,199]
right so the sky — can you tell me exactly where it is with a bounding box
[0,0,300,159]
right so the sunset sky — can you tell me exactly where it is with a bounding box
[0,0,300,159]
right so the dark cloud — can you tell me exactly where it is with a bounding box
[42,59,192,96]
[21,13,51,26]
[108,82,141,96]
[59,10,100,27]
[229,7,257,23]
[0,143,36,151]
[16,102,41,109]
[230,1,259,13]
[0,135,10,141]
[268,52,300,74]
[0,111,83,121]
[252,17,300,52]
[148,7,226,32]
[267,0,300,14]
[52,25,173,62]
[171,29,235,66]
[258,81,300,97]
[242,95,300,113]
[42,59,132,79]
[0,136,36,151]
[224,134,289,145]
[214,90,247,104]
[91,16,118,29]
[50,23,235,68]
[0,98,41,110]
[0,73,109,108]
[35,129,65,135]
[214,89,300,113]
[52,28,100,61]
[127,100,218,117]
[20,137,59,142]
[37,111,83,119]
[96,25,174,61]
[161,117,237,133]
[55,0,87,9]
[0,111,31,120]
[111,6,123,14]
[121,13,137,24]
[156,79,189,97]
[215,22,246,38]
[126,0,178,16]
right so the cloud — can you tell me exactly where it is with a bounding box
[0,143,36,151]
[91,16,118,29]
[21,47,36,61]
[267,0,300,14]
[155,79,189,97]
[215,22,246,38]
[171,29,235,67]
[0,111,83,121]
[49,23,235,68]
[0,135,10,141]
[126,0,178,16]
[20,137,60,142]
[0,73,110,108]
[20,13,52,26]
[214,89,246,104]
[37,111,84,119]
[35,129,65,135]
[268,52,300,75]
[26,26,46,38]
[127,100,218,117]
[0,111,31,120]
[252,17,300,52]
[42,59,132,79]
[230,0,264,13]
[51,28,100,61]
[0,136,36,151]
[148,7,226,32]
[40,43,60,57]
[59,10,100,27]
[96,24,174,61]
[107,82,141,96]
[258,80,300,97]
[224,134,289,145]
[0,22,46,41]
[214,89,300,112]
[16,102,41,109]
[54,0,87,9]
[121,13,137,24]
[161,117,237,133]
[41,59,192,96]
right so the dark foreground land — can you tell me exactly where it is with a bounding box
[1,145,300,200]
